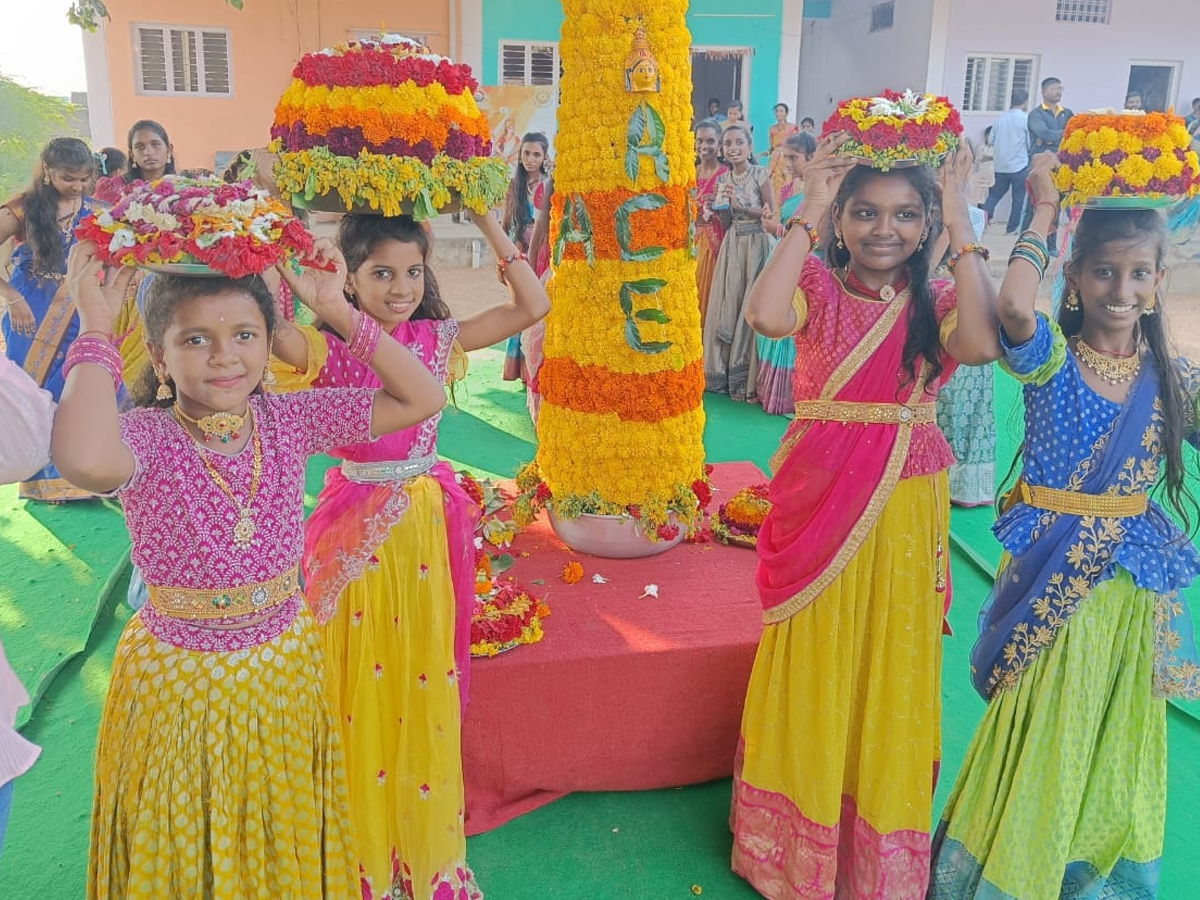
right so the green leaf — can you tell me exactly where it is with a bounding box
[618,284,634,317]
[615,208,633,254]
[653,149,671,182]
[624,278,669,294]
[627,104,647,148]
[645,103,667,145]
[624,247,665,262]
[615,193,668,262]
[625,148,640,183]
[625,319,645,352]
[622,193,668,214]
[532,579,546,586]
[303,169,318,200]
[228,0,244,8]
[413,190,436,222]
[635,308,672,324]
[639,339,674,354]
[491,553,515,574]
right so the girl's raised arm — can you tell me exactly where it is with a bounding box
[745,134,854,338]
[939,145,1003,364]
[455,210,550,353]
[279,241,447,437]
[995,153,1060,346]
[52,243,137,492]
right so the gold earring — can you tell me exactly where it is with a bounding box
[261,365,277,390]
[836,234,845,251]
[155,372,173,401]
[1065,289,1080,311]
[1143,293,1158,315]
[42,171,50,185]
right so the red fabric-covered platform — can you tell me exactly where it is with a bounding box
[462,461,766,835]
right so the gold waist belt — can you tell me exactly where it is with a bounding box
[147,568,300,621]
[1018,481,1148,518]
[791,399,937,426]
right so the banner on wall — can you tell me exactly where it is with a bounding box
[476,85,559,169]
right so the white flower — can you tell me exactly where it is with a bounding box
[639,584,659,599]
[869,89,930,120]
[592,573,609,584]
[107,227,137,253]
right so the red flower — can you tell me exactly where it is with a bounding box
[691,479,713,510]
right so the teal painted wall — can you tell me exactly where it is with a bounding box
[481,1,786,140]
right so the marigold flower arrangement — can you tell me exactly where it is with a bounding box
[530,0,708,546]
[75,176,318,278]
[469,577,549,657]
[1055,109,1200,207]
[712,483,772,548]
[821,89,962,171]
[270,34,509,219]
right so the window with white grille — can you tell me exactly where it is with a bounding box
[1054,0,1110,23]
[870,2,895,32]
[500,42,561,89]
[962,55,1038,113]
[135,25,231,96]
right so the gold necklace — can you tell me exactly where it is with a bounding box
[174,403,247,443]
[1074,337,1141,385]
[177,409,263,550]
[57,201,81,237]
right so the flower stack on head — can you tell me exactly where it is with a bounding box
[822,89,963,171]
[712,483,772,548]
[75,175,318,277]
[270,33,509,219]
[1054,109,1200,208]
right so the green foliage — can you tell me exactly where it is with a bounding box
[0,73,83,199]
[614,192,666,262]
[69,0,243,31]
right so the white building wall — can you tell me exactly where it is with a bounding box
[796,0,939,126]
[938,0,1199,146]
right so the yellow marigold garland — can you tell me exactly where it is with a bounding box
[531,0,706,539]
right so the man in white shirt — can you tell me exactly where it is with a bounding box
[980,88,1030,234]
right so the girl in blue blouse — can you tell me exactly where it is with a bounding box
[930,155,1200,899]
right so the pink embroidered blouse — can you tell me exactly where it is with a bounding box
[117,389,375,650]
[796,256,959,478]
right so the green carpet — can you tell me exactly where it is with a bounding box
[2,351,1199,897]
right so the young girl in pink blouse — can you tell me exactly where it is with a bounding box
[52,237,447,900]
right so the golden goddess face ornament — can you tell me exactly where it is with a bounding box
[625,27,661,93]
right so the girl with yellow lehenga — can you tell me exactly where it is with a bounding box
[54,234,447,900]
[733,133,1001,899]
[272,211,549,900]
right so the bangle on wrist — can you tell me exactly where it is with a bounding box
[785,215,820,250]
[496,251,529,282]
[947,242,990,273]
[64,335,123,389]
[1034,200,1059,215]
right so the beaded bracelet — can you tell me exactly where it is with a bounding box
[496,251,529,282]
[347,309,382,364]
[947,242,990,272]
[785,215,820,250]
[64,335,123,389]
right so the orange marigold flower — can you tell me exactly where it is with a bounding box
[561,560,585,584]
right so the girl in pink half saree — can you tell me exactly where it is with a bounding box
[732,134,1002,900]
[272,211,549,900]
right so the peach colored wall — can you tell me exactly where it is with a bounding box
[103,0,452,170]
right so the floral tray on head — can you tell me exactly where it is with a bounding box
[821,89,963,171]
[75,176,321,278]
[270,33,509,219]
[1054,109,1200,208]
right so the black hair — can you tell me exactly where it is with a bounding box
[502,131,550,247]
[695,118,723,138]
[1055,208,1195,530]
[94,147,126,178]
[336,214,451,322]
[828,164,943,387]
[135,274,276,408]
[774,103,789,115]
[708,97,721,107]
[800,117,815,127]
[21,137,93,275]
[222,150,254,184]
[1126,90,1142,100]
[722,124,754,149]
[125,119,176,181]
[1011,88,1029,107]
[784,132,817,157]
[1041,76,1061,90]
[729,100,744,111]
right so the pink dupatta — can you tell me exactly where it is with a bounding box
[756,286,936,624]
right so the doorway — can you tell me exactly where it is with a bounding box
[691,50,746,126]
[1126,62,1181,112]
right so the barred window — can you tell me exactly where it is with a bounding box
[500,42,561,89]
[135,25,231,96]
[1054,0,1110,24]
[963,55,1038,113]
[870,2,895,32]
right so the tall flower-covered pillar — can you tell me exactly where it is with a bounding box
[528,0,707,547]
